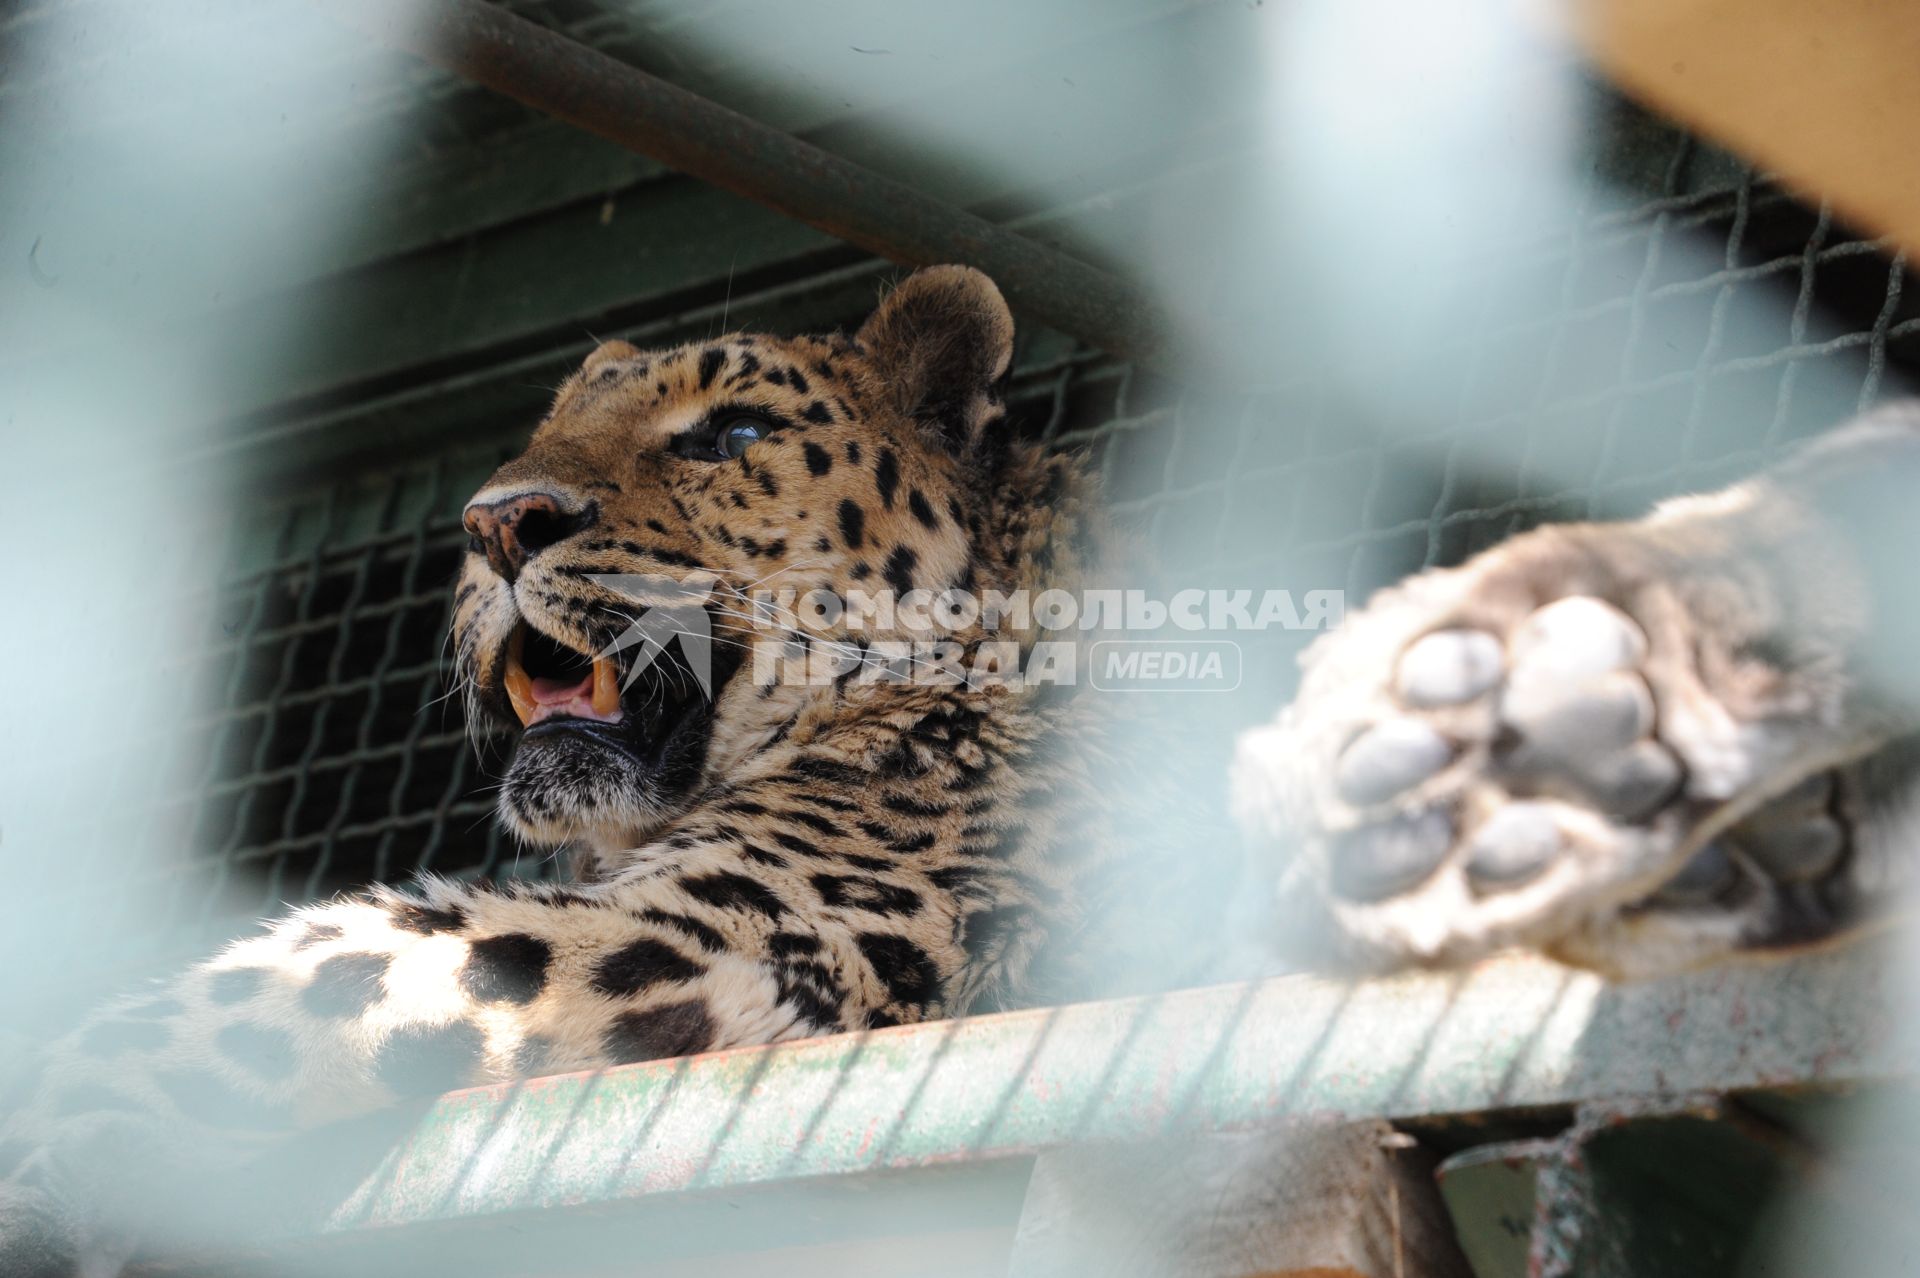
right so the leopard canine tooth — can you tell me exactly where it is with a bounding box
[592,657,620,717]
[504,628,535,727]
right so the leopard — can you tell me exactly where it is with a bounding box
[2,263,1918,1274]
[0,266,1220,1276]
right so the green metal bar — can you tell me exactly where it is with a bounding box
[317,944,1909,1233]
[329,0,1167,364]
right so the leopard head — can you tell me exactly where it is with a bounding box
[452,266,1019,854]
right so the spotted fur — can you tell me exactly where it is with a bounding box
[0,268,1184,1274]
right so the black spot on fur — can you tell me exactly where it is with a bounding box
[208,967,267,1006]
[218,1023,300,1083]
[784,808,845,837]
[802,442,833,476]
[377,1021,487,1098]
[907,489,938,529]
[771,829,826,858]
[80,1017,170,1056]
[883,545,917,596]
[844,440,862,464]
[682,871,788,919]
[291,922,344,951]
[811,874,922,915]
[768,931,820,957]
[792,757,869,787]
[837,499,866,549]
[803,400,832,424]
[302,953,390,1018]
[603,999,715,1063]
[856,932,942,1008]
[389,901,469,936]
[155,1071,295,1130]
[646,519,670,535]
[639,909,727,953]
[591,938,704,997]
[514,1034,558,1076]
[959,905,1035,965]
[858,820,936,853]
[460,934,553,1006]
[874,449,899,509]
[697,347,726,389]
[774,964,843,1029]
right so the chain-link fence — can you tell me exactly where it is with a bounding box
[100,95,1907,981]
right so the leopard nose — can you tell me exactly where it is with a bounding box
[462,490,593,581]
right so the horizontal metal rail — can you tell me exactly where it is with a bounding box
[329,0,1166,363]
[291,944,1906,1234]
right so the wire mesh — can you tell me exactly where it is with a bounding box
[77,90,1914,996]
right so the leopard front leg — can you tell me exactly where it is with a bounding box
[1236,406,1920,976]
[0,876,838,1275]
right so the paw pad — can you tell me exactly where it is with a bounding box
[1736,819,1845,882]
[1500,670,1654,757]
[1329,809,1455,901]
[1726,773,1845,883]
[1510,595,1646,678]
[1463,802,1563,891]
[1312,593,1695,934]
[1651,841,1739,906]
[1334,718,1454,806]
[1496,598,1682,821]
[1395,629,1504,706]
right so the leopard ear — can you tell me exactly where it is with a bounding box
[857,266,1014,457]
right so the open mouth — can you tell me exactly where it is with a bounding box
[503,626,623,728]
[497,620,720,778]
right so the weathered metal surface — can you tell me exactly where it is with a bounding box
[329,0,1168,364]
[1438,1104,1820,1278]
[323,943,1912,1232]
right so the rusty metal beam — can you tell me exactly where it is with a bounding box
[332,0,1167,363]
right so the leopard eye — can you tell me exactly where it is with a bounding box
[716,416,767,459]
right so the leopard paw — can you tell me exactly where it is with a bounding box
[1234,520,1898,974]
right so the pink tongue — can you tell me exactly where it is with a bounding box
[527,671,619,725]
